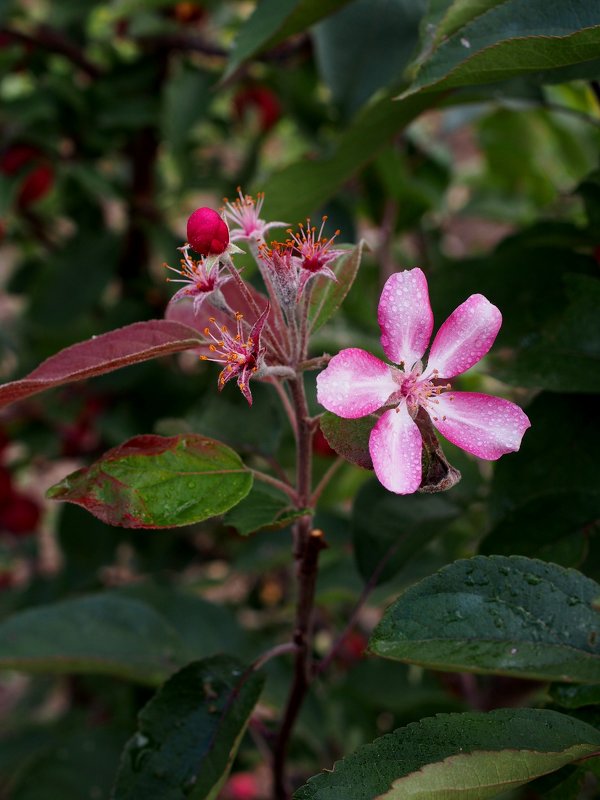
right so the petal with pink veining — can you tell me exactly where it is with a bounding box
[316,349,397,419]
[378,269,433,370]
[369,404,422,494]
[426,294,502,379]
[429,392,530,460]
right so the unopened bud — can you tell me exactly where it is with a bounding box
[187,207,229,255]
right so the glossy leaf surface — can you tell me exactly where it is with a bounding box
[295,709,600,799]
[47,434,253,529]
[308,241,364,333]
[113,657,264,800]
[370,555,600,682]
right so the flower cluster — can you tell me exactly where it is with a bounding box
[317,268,530,494]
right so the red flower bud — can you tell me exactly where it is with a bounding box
[186,207,229,255]
[233,85,281,133]
[0,493,41,536]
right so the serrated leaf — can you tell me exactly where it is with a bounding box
[113,657,264,800]
[225,0,354,78]
[47,434,253,529]
[294,709,600,800]
[370,555,600,682]
[0,320,203,411]
[308,241,364,333]
[0,594,184,685]
[404,0,600,96]
[320,410,375,470]
[223,484,305,536]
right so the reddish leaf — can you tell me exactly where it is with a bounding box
[0,320,203,410]
[46,434,253,529]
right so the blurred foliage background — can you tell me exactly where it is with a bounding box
[1,1,600,798]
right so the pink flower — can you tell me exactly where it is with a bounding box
[223,188,287,242]
[287,217,344,298]
[187,207,230,255]
[317,268,530,494]
[164,245,231,314]
[200,307,269,405]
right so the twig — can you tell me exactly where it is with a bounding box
[251,642,299,673]
[310,457,344,506]
[0,25,102,78]
[268,378,297,438]
[315,540,402,676]
[251,469,297,503]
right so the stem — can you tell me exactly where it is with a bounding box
[272,377,322,800]
[268,378,297,438]
[251,642,299,672]
[310,457,344,506]
[251,469,297,503]
[315,541,402,676]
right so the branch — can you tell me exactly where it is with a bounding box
[0,25,102,78]
[251,469,297,503]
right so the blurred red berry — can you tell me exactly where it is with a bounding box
[223,772,259,800]
[0,144,54,209]
[0,219,5,242]
[186,207,229,255]
[336,631,367,666]
[233,85,281,133]
[593,245,600,265]
[0,493,41,536]
[0,569,14,590]
[313,426,336,458]
[173,2,207,24]
[0,467,13,506]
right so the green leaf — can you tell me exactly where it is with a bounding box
[10,724,127,800]
[261,89,446,223]
[482,393,600,561]
[294,708,600,800]
[313,0,425,118]
[320,411,375,470]
[0,594,184,685]
[498,274,600,392]
[113,657,264,800]
[308,241,364,333]
[46,434,253,529]
[226,0,354,78]
[404,0,600,96]
[352,479,458,585]
[370,555,600,683]
[426,0,507,45]
[550,683,600,710]
[223,484,304,536]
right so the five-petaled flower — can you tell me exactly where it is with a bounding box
[164,245,231,314]
[223,188,287,243]
[200,308,269,405]
[317,268,531,494]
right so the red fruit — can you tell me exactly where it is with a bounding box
[0,493,41,535]
[186,207,229,255]
[224,772,259,800]
[233,85,281,133]
[0,145,54,208]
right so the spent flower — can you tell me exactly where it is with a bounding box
[287,217,344,298]
[200,308,269,405]
[317,268,530,494]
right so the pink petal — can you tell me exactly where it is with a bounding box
[316,349,397,419]
[429,392,531,460]
[426,294,502,379]
[369,405,422,494]
[378,269,433,370]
